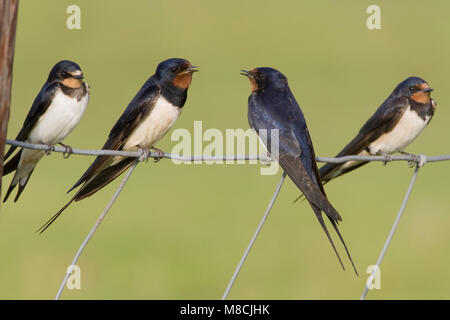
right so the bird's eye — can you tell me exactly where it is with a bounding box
[170,66,180,73]
[61,71,68,77]
[409,86,416,93]
[257,72,264,79]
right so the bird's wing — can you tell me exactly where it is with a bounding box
[37,157,136,233]
[319,96,408,182]
[341,96,408,155]
[4,82,59,160]
[2,149,21,176]
[279,152,342,221]
[68,79,160,192]
[282,118,358,273]
[249,90,342,220]
[278,153,339,266]
[39,80,161,233]
[250,90,357,273]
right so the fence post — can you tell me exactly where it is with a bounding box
[0,0,19,202]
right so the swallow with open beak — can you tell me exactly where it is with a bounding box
[38,58,198,232]
[242,67,357,274]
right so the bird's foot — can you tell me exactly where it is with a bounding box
[377,151,392,166]
[150,146,165,163]
[58,143,73,159]
[44,144,55,155]
[138,147,150,162]
[407,153,427,168]
[399,150,417,167]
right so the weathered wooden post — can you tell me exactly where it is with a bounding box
[0,0,19,201]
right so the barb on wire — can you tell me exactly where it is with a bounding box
[360,163,422,300]
[55,159,139,300]
[222,172,287,300]
[5,139,450,164]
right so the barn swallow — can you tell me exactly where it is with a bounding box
[38,58,198,232]
[3,60,89,202]
[314,76,435,184]
[242,67,357,273]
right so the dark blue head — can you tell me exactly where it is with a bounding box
[154,58,198,89]
[393,76,433,103]
[241,67,288,92]
[48,60,84,88]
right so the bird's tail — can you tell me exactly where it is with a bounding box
[309,203,358,276]
[309,203,345,270]
[3,149,45,203]
[326,216,358,275]
[3,154,35,203]
[38,157,135,233]
[3,150,21,176]
[37,196,76,233]
[278,154,357,273]
[2,151,21,202]
[3,169,35,203]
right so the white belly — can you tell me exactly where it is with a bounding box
[27,89,89,144]
[123,96,181,150]
[368,106,430,154]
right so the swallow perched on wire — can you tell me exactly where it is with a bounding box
[313,76,435,185]
[3,60,89,202]
[38,58,198,232]
[242,67,357,273]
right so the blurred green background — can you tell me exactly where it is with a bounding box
[1,0,449,300]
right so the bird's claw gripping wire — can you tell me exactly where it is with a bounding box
[58,143,73,159]
[379,152,392,166]
[150,146,164,162]
[400,150,416,167]
[400,150,427,168]
[44,144,55,155]
[138,147,150,162]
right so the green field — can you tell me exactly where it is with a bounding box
[1,1,449,299]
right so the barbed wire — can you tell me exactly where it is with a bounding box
[3,139,449,300]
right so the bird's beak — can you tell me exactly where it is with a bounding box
[241,69,258,92]
[182,66,199,74]
[240,70,252,77]
[422,87,433,93]
[70,70,84,80]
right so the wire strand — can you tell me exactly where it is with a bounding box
[5,139,450,163]
[222,172,287,300]
[360,165,421,300]
[54,159,139,300]
[4,140,445,299]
